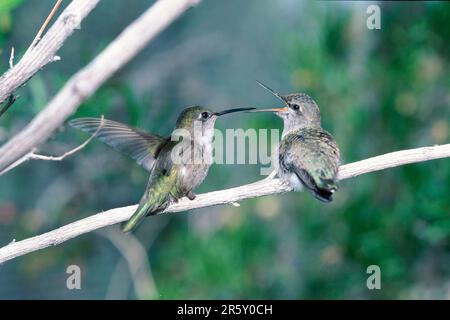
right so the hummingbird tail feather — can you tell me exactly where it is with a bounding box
[293,169,336,203]
[319,178,338,192]
[314,178,337,202]
[121,202,152,233]
[121,190,171,233]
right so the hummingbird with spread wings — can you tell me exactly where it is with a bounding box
[251,82,340,202]
[70,106,253,232]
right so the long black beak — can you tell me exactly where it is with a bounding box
[214,107,255,116]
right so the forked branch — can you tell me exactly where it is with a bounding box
[0,116,104,175]
[0,0,101,106]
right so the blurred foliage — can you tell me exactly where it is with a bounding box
[0,1,449,299]
[0,0,22,40]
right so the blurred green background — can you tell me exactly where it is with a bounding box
[0,0,449,299]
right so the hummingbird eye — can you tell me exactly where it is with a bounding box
[201,112,209,119]
[291,104,300,111]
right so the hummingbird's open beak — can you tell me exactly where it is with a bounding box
[214,107,255,116]
[255,80,287,102]
[252,80,289,113]
[247,107,289,113]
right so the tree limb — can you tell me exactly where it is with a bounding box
[0,0,201,172]
[0,0,101,105]
[0,115,104,175]
[0,143,448,264]
[23,0,64,57]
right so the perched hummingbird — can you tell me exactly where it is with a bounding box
[70,106,253,232]
[252,81,340,202]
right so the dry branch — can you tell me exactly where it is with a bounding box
[0,0,101,105]
[8,47,14,69]
[0,116,104,175]
[0,0,201,172]
[0,143,449,264]
[23,0,64,57]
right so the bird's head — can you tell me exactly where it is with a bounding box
[175,106,254,140]
[250,81,321,130]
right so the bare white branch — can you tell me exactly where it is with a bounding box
[0,116,104,175]
[0,143,449,264]
[0,149,37,175]
[9,47,14,69]
[0,0,101,105]
[0,0,202,173]
[23,0,64,57]
[337,144,450,179]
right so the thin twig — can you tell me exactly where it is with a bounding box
[0,116,104,175]
[9,47,14,68]
[23,0,64,57]
[32,115,104,161]
[0,143,449,264]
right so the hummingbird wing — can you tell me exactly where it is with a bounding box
[69,117,168,171]
[279,127,340,202]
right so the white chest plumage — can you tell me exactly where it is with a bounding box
[178,141,213,191]
[279,169,304,191]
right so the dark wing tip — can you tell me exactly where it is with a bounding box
[314,188,334,202]
[292,168,335,203]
